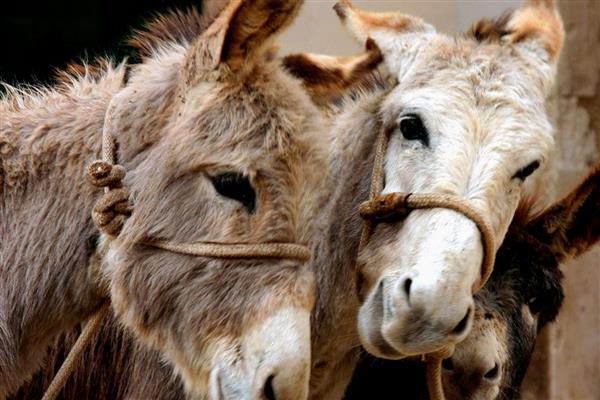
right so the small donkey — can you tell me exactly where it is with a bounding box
[345,165,600,400]
[0,1,339,398]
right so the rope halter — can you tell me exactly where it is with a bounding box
[357,126,497,400]
[86,97,311,261]
[41,99,311,400]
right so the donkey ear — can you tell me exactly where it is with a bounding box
[526,166,600,262]
[333,0,435,76]
[282,38,383,105]
[470,0,564,66]
[187,0,303,74]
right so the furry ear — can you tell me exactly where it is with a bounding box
[185,0,303,77]
[527,165,600,262]
[469,0,563,91]
[333,0,435,76]
[505,0,563,64]
[282,38,383,105]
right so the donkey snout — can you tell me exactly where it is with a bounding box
[442,354,503,400]
[358,274,475,357]
[442,315,505,400]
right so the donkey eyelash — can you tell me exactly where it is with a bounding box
[512,160,541,181]
[210,172,256,213]
[397,113,430,147]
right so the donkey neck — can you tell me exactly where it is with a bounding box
[309,87,387,397]
[0,54,181,396]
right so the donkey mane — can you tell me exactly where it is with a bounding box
[0,61,126,114]
[127,4,225,58]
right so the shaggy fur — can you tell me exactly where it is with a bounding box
[346,165,600,400]
[1,1,338,398]
[7,72,391,400]
[3,1,568,399]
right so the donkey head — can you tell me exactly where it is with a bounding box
[98,1,329,398]
[334,0,565,357]
[442,166,600,400]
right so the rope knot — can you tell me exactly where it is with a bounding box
[87,160,131,236]
[359,192,412,222]
[87,160,125,188]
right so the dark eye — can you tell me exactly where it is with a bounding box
[210,172,256,213]
[399,114,429,146]
[513,160,540,181]
[527,296,542,315]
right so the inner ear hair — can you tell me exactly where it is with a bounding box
[468,0,563,64]
[468,12,512,43]
[527,165,600,261]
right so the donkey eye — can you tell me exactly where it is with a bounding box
[210,172,256,213]
[399,114,429,146]
[513,160,540,181]
[527,296,541,315]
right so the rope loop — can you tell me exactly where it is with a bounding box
[359,191,496,293]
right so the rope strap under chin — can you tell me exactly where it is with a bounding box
[358,126,497,400]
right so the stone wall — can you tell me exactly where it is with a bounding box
[522,1,600,399]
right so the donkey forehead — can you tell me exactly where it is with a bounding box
[383,86,553,153]
[382,42,554,155]
[392,35,549,105]
[169,70,321,165]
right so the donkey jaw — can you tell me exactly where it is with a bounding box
[200,306,311,400]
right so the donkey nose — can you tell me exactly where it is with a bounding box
[390,275,475,338]
[443,355,503,389]
[259,370,308,400]
[262,375,277,400]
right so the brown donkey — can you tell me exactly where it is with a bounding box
[3,13,390,399]
[346,165,600,400]
[0,1,339,398]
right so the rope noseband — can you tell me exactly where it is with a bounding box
[358,126,497,400]
[42,99,311,400]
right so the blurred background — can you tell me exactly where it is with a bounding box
[1,1,598,399]
[1,0,521,84]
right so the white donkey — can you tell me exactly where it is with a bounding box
[331,0,564,361]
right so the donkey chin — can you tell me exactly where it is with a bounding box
[178,307,311,400]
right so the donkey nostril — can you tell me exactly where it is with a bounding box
[484,363,500,380]
[451,308,472,335]
[442,358,454,371]
[263,375,277,400]
[402,278,412,302]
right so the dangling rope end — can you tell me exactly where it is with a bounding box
[425,345,455,400]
